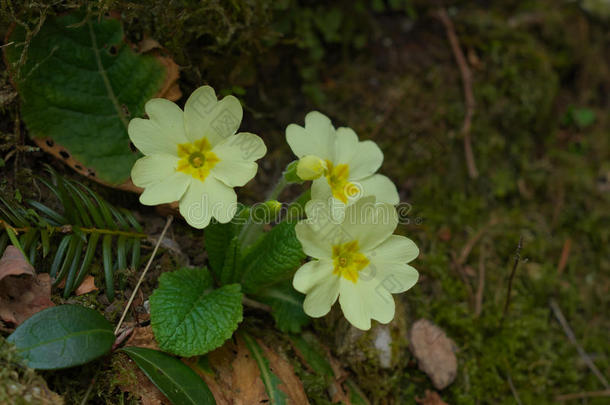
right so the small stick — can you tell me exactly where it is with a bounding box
[114,216,173,335]
[556,390,610,401]
[550,299,609,389]
[437,8,478,179]
[506,373,523,405]
[475,247,486,317]
[242,297,271,312]
[501,236,522,324]
[556,238,572,275]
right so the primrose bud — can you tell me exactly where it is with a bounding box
[296,155,327,180]
[264,200,283,218]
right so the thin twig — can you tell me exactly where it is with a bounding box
[79,376,96,405]
[556,390,610,401]
[457,218,498,266]
[437,8,478,179]
[114,216,173,335]
[242,296,271,312]
[549,299,609,389]
[475,247,486,317]
[506,372,523,405]
[501,236,522,325]
[557,238,572,275]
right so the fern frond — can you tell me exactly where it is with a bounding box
[0,166,145,300]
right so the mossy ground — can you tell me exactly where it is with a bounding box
[1,0,609,404]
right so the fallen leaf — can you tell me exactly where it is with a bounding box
[74,275,98,296]
[409,319,458,390]
[0,245,35,279]
[0,246,54,326]
[125,325,160,350]
[186,336,308,404]
[416,390,449,405]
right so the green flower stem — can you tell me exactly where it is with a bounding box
[238,176,289,247]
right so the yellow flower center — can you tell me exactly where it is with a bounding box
[325,161,359,204]
[332,240,369,283]
[176,138,219,182]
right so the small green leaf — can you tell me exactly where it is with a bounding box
[289,334,334,378]
[254,281,309,333]
[242,333,287,405]
[122,347,216,405]
[5,12,168,185]
[345,379,371,405]
[150,267,243,357]
[219,237,241,285]
[204,207,247,275]
[7,305,114,370]
[240,221,306,293]
[102,234,114,300]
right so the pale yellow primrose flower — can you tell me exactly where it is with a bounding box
[293,196,419,330]
[286,111,399,209]
[129,86,266,228]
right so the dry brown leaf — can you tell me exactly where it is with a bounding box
[185,336,308,404]
[416,390,449,405]
[74,275,98,295]
[0,246,54,326]
[0,245,35,279]
[409,319,458,390]
[125,325,160,350]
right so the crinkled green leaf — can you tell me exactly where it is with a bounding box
[255,280,309,333]
[7,305,114,370]
[241,333,287,405]
[150,267,243,357]
[5,12,167,185]
[241,221,306,293]
[121,347,216,405]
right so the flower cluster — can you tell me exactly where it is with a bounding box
[129,87,418,331]
[287,112,419,330]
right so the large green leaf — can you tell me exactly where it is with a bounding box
[5,12,167,185]
[255,280,310,333]
[121,347,216,405]
[240,221,306,293]
[7,305,114,370]
[241,333,287,405]
[150,267,243,357]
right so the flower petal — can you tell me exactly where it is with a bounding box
[341,197,397,251]
[348,140,383,180]
[293,259,334,293]
[357,174,399,205]
[367,262,419,294]
[302,275,340,318]
[131,155,180,188]
[286,111,335,160]
[213,132,266,161]
[184,86,243,146]
[179,180,211,229]
[338,279,371,330]
[295,220,334,259]
[367,235,419,264]
[128,98,188,156]
[203,176,238,223]
[333,127,359,164]
[212,160,258,187]
[139,171,191,206]
[339,278,396,330]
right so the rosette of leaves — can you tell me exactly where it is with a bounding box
[0,167,144,300]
